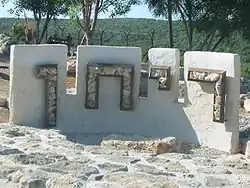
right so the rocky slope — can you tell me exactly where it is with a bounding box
[0,123,250,187]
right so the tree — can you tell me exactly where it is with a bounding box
[1,0,69,44]
[145,0,177,48]
[8,21,26,41]
[68,0,141,45]
[145,0,250,51]
[190,0,250,51]
[175,0,197,50]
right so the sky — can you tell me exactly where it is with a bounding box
[0,2,157,19]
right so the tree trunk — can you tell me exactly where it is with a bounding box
[100,30,104,45]
[167,0,173,48]
[85,31,93,45]
[211,36,224,51]
[206,31,216,50]
[40,16,51,43]
[149,30,155,47]
[33,12,41,44]
[200,33,211,50]
[35,20,40,44]
[194,28,216,51]
[80,34,85,45]
[178,6,191,50]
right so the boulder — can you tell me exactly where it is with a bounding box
[46,175,85,188]
[101,136,179,155]
[100,172,179,188]
[244,99,250,112]
[245,141,250,158]
[8,168,50,188]
[151,137,178,154]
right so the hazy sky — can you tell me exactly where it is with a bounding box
[0,2,156,19]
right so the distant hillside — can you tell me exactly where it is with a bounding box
[1,17,250,75]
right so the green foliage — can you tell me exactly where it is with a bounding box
[1,17,250,75]
[5,0,68,17]
[9,21,26,41]
[145,0,178,17]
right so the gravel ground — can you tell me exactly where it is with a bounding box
[0,123,250,188]
[240,115,250,129]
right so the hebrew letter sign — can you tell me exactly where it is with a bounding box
[36,64,58,127]
[85,63,134,111]
[187,68,226,123]
[149,65,171,90]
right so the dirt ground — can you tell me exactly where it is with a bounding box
[0,54,76,123]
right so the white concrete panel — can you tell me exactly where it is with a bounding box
[148,48,180,100]
[56,46,197,144]
[9,44,68,128]
[184,51,240,153]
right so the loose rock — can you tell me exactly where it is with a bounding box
[245,141,250,158]
[204,176,232,187]
[10,153,67,165]
[0,123,249,187]
[46,175,85,188]
[0,145,23,155]
[0,98,8,108]
[97,162,128,173]
[132,163,172,176]
[101,136,178,155]
[101,172,179,188]
[41,160,99,178]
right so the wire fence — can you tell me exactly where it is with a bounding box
[44,26,159,60]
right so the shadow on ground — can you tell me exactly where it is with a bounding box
[0,73,9,80]
[0,54,10,64]
[65,132,155,145]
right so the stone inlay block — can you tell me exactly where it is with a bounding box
[85,63,134,110]
[187,68,226,123]
[149,65,171,90]
[36,64,58,127]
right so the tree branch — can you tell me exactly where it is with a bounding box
[76,16,84,30]
[211,36,224,51]
[91,0,100,33]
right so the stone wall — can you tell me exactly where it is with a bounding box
[9,45,240,153]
